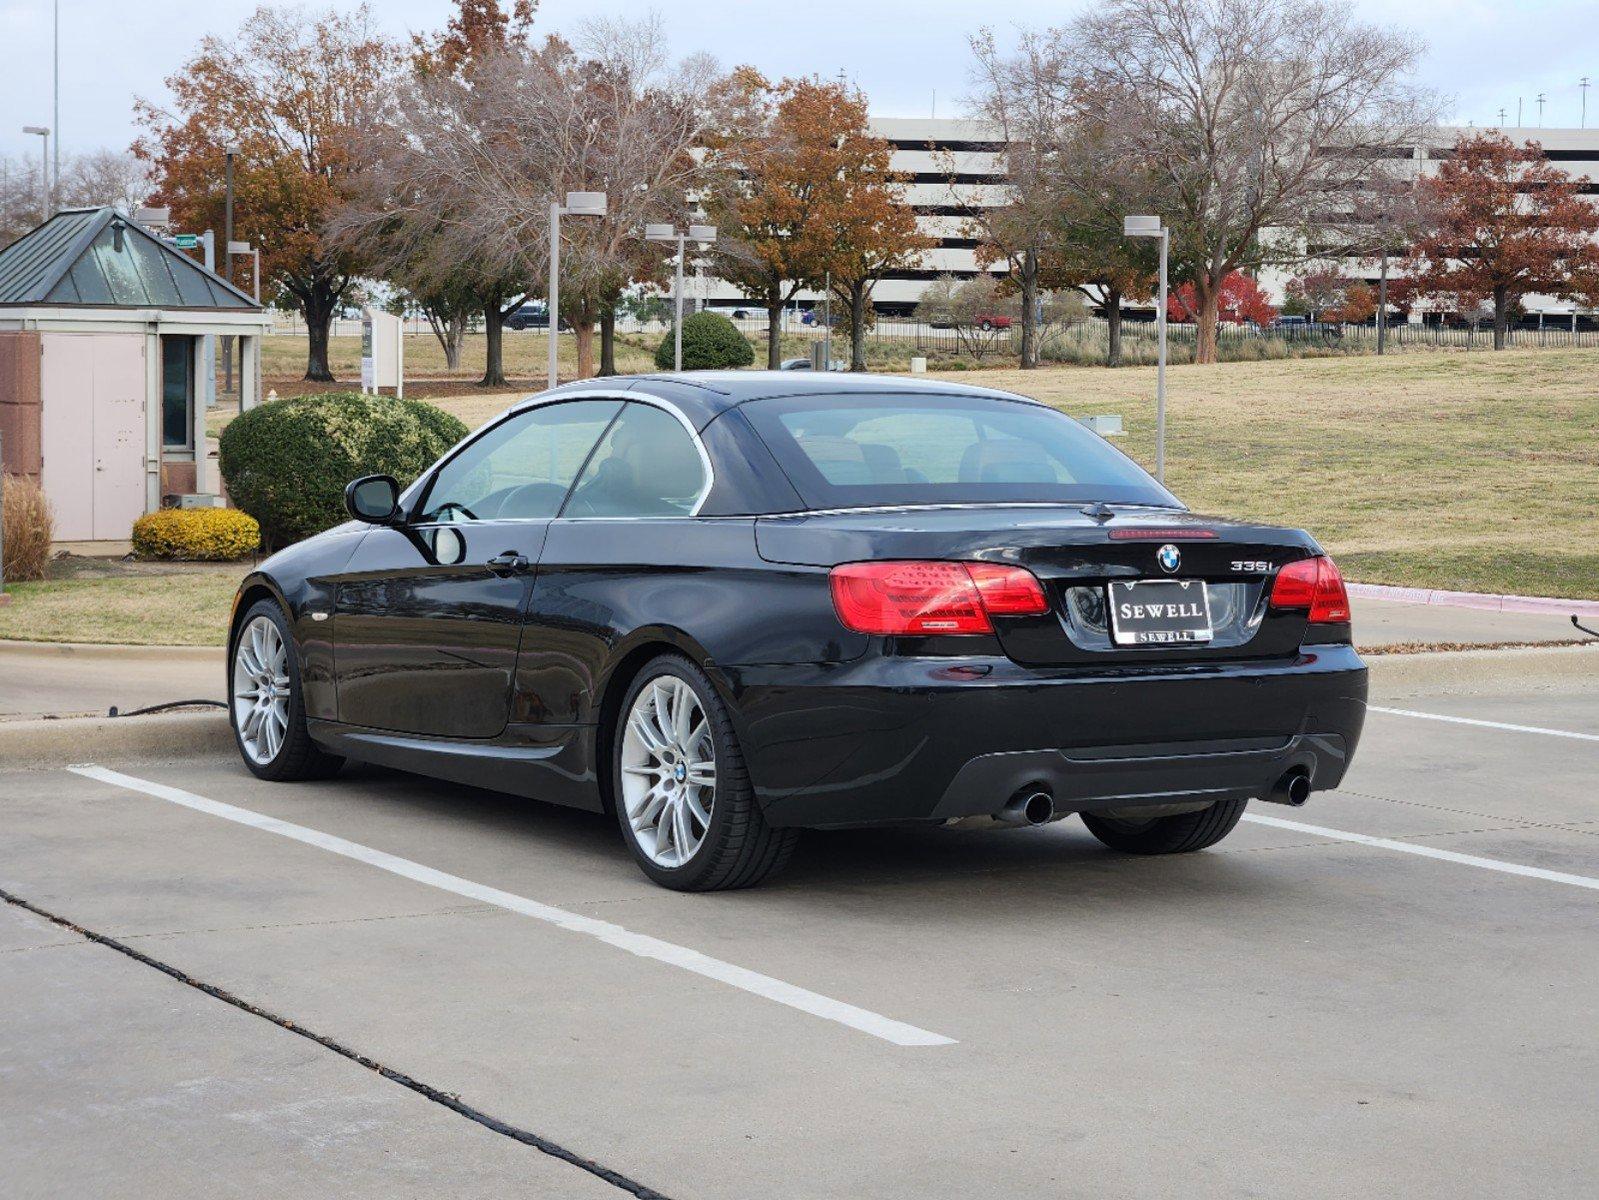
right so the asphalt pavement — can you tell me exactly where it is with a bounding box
[3,655,1596,1198]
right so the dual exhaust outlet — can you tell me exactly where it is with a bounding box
[991,767,1311,827]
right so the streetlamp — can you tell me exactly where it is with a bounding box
[224,144,240,392]
[1123,214,1169,485]
[22,126,49,221]
[547,190,607,388]
[645,222,717,372]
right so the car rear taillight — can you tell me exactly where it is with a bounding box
[1269,556,1351,624]
[829,561,1049,635]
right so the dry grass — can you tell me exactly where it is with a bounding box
[260,330,660,391]
[2,475,54,582]
[0,565,247,646]
[943,351,1599,599]
[21,346,1594,649]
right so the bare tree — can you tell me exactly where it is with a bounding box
[338,19,718,386]
[59,150,153,212]
[1059,0,1439,362]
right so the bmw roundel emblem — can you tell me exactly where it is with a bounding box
[1157,544,1181,573]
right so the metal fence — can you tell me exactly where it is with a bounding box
[270,309,1599,356]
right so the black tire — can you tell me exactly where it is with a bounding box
[611,654,797,892]
[1080,798,1247,855]
[230,598,344,782]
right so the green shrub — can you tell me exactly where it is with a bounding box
[133,507,260,561]
[219,392,468,548]
[654,311,754,370]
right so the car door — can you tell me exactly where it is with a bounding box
[333,398,624,737]
[515,400,716,727]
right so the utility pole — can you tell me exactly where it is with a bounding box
[1498,107,1507,127]
[1537,93,1547,127]
[1582,78,1591,129]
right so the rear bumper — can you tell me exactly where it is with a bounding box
[723,645,1367,828]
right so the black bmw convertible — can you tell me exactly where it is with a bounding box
[228,372,1366,890]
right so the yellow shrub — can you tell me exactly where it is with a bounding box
[132,507,260,561]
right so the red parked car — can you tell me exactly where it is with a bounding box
[976,313,1013,331]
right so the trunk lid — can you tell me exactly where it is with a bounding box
[755,504,1323,665]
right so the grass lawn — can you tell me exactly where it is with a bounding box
[941,351,1599,599]
[17,346,1595,649]
[0,567,247,646]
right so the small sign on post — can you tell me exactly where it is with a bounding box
[173,233,200,250]
[360,308,404,398]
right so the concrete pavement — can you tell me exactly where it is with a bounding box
[2,664,1596,1198]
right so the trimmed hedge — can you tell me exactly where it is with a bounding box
[654,311,754,370]
[219,392,468,547]
[133,507,260,561]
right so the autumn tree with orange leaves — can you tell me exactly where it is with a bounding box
[706,74,863,369]
[135,6,398,381]
[1407,133,1599,349]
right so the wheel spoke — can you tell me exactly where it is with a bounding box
[672,797,695,860]
[685,759,715,788]
[684,787,711,828]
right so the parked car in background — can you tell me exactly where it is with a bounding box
[778,357,849,371]
[975,313,1014,331]
[227,372,1366,892]
[506,306,570,332]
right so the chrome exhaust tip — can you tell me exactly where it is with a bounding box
[1265,769,1312,807]
[996,790,1055,826]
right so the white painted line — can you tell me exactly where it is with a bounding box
[1368,705,1599,744]
[67,765,956,1048]
[1242,813,1599,893]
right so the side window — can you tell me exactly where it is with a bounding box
[419,400,622,522]
[562,403,708,517]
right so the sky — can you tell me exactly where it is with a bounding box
[2,0,1598,162]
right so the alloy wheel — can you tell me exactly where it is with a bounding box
[620,675,717,868]
[233,615,291,766]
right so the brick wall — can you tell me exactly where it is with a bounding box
[0,331,43,479]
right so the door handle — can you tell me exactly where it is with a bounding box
[486,550,531,575]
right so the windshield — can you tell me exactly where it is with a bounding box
[740,392,1180,510]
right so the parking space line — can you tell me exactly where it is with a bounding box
[1368,705,1599,743]
[1242,813,1599,892]
[66,765,957,1048]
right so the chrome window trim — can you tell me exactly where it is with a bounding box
[404,388,716,523]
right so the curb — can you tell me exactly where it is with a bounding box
[0,711,233,769]
[1366,642,1599,697]
[1350,582,1599,618]
[0,639,221,663]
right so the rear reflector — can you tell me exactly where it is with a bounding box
[1106,528,1218,540]
[830,561,1049,635]
[1269,556,1351,623]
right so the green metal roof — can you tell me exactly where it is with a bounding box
[0,207,259,310]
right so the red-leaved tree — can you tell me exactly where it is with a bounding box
[1167,272,1276,327]
[1408,133,1599,349]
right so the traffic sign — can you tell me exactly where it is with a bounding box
[173,233,199,250]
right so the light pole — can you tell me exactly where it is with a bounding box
[1124,214,1169,485]
[547,191,607,388]
[52,0,59,197]
[1583,78,1591,129]
[644,222,717,372]
[22,126,49,221]
[224,144,239,393]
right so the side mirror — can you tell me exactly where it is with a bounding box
[345,474,401,524]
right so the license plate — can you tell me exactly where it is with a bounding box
[1107,579,1213,646]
